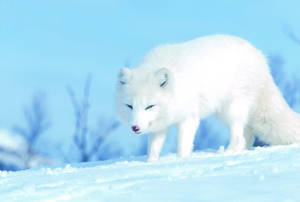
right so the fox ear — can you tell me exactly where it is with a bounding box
[118,68,132,85]
[155,68,171,88]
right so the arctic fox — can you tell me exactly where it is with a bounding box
[115,35,300,162]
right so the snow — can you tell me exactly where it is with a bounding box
[1,145,300,202]
[0,130,28,169]
[0,130,28,153]
[0,129,60,170]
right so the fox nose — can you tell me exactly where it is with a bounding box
[131,125,140,132]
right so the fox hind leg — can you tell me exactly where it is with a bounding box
[244,126,255,149]
[225,99,252,152]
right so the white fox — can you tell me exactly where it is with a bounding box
[115,35,300,162]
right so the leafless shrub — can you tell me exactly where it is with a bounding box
[13,92,50,168]
[67,76,119,162]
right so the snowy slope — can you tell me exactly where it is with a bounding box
[1,145,300,202]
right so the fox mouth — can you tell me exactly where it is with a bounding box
[132,129,144,135]
[134,131,143,135]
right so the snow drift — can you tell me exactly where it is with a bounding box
[1,144,300,202]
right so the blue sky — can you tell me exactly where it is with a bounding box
[0,0,299,159]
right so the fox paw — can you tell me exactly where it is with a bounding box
[147,156,159,162]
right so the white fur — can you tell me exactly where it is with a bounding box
[115,34,300,162]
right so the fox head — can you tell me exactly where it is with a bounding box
[115,67,173,135]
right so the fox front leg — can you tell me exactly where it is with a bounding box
[177,116,200,158]
[147,130,167,162]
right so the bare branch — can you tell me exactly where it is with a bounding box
[88,121,120,158]
[13,91,50,168]
[67,75,119,162]
[269,53,300,108]
[68,76,92,162]
[282,24,300,47]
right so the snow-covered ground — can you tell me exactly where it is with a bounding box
[0,130,59,170]
[1,145,300,202]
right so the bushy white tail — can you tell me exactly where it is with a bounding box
[252,81,300,145]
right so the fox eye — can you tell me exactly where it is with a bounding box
[145,105,155,110]
[125,104,133,110]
